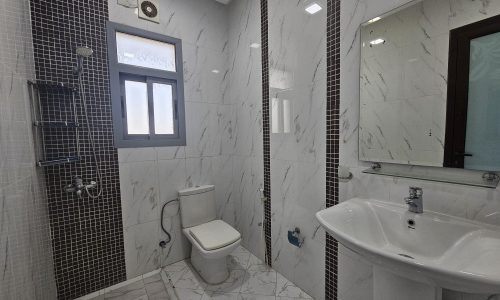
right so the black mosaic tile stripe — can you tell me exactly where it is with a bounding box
[260,0,272,266]
[29,0,126,299]
[326,0,341,299]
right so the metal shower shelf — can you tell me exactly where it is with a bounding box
[37,156,80,167]
[28,80,81,167]
[34,121,80,128]
[28,80,77,94]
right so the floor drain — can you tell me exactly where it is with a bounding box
[398,253,414,259]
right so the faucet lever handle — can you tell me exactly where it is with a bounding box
[409,186,422,197]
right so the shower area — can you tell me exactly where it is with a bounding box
[27,0,127,298]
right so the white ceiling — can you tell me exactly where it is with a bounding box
[215,0,232,4]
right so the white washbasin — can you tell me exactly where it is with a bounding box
[316,198,500,294]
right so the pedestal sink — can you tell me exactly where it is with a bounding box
[316,198,500,300]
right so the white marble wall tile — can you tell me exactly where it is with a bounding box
[186,157,215,187]
[267,0,327,299]
[232,100,262,158]
[270,78,326,163]
[216,104,235,156]
[0,1,57,297]
[268,0,327,86]
[233,155,265,258]
[118,148,157,163]
[124,221,161,279]
[156,146,186,161]
[159,208,190,267]
[183,43,228,103]
[158,159,188,202]
[119,161,160,227]
[269,159,326,299]
[109,0,229,52]
[185,102,219,158]
[213,155,236,226]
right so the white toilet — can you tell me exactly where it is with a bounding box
[178,185,241,284]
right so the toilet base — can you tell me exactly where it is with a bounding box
[191,246,229,284]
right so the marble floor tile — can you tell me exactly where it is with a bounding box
[238,294,275,300]
[174,288,204,300]
[227,251,251,270]
[240,270,277,296]
[170,262,208,291]
[85,246,312,300]
[144,273,170,300]
[247,254,271,272]
[201,291,240,300]
[276,273,313,299]
[105,280,148,300]
[204,269,246,293]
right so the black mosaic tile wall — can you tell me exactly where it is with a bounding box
[326,0,341,299]
[260,0,272,266]
[29,1,126,299]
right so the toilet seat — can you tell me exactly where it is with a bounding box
[188,220,241,251]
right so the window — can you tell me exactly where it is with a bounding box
[107,22,186,147]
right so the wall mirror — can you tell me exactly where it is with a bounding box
[359,0,500,172]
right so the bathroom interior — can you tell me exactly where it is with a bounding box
[1,0,500,299]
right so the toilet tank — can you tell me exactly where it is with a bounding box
[178,185,217,228]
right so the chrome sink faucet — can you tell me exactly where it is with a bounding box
[405,187,423,213]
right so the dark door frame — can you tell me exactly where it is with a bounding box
[444,14,500,168]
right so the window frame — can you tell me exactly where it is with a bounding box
[107,21,186,148]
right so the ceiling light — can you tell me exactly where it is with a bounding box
[250,43,261,49]
[368,17,381,23]
[211,69,220,74]
[305,3,322,15]
[370,38,385,45]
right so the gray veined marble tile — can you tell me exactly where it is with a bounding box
[201,291,240,300]
[119,161,160,228]
[238,294,275,300]
[227,250,251,270]
[276,273,312,299]
[118,148,157,163]
[144,274,170,300]
[185,157,214,187]
[172,262,208,291]
[174,288,204,300]
[104,279,147,300]
[239,270,277,296]
[246,254,271,272]
[156,146,186,160]
[204,269,246,293]
[158,159,188,203]
[124,221,161,279]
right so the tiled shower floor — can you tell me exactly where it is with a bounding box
[83,246,313,300]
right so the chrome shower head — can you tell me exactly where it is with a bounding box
[76,46,93,58]
[74,46,93,75]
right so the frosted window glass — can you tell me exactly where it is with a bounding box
[465,31,500,171]
[125,80,150,135]
[153,83,175,134]
[116,32,176,72]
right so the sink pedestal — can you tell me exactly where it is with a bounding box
[374,267,442,300]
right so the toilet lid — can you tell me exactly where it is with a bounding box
[189,220,241,251]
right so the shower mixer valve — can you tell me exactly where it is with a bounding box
[64,176,98,198]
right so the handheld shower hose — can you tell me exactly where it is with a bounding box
[75,46,103,199]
